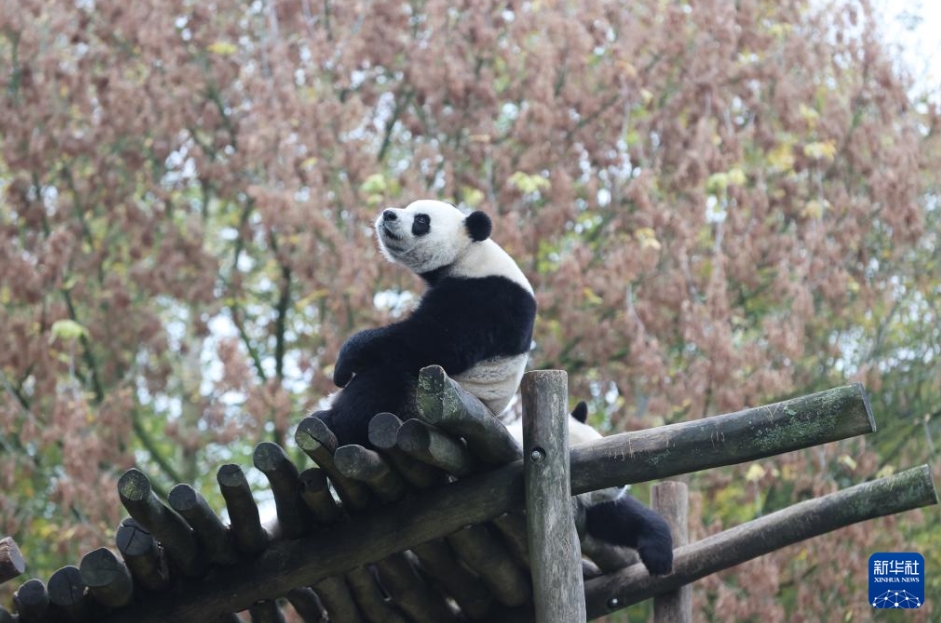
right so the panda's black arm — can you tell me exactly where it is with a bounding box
[333,277,535,387]
[333,326,392,387]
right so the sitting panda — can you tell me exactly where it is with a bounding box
[319,199,672,574]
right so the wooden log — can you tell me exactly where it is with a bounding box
[580,539,638,573]
[0,537,26,585]
[254,443,313,540]
[410,539,493,620]
[114,519,170,592]
[47,565,89,621]
[416,365,522,464]
[169,484,239,565]
[397,419,477,477]
[248,600,284,623]
[345,566,410,623]
[118,469,206,577]
[585,465,938,619]
[374,552,458,623]
[286,587,326,623]
[96,382,881,623]
[312,576,364,623]
[447,525,530,608]
[217,464,268,557]
[13,578,49,622]
[298,468,342,524]
[367,412,446,489]
[80,548,134,609]
[571,383,876,494]
[334,445,408,503]
[491,512,529,568]
[652,481,690,623]
[521,370,586,623]
[295,416,371,511]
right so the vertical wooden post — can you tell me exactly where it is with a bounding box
[652,481,690,623]
[521,370,587,623]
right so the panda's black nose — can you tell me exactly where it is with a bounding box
[382,210,397,222]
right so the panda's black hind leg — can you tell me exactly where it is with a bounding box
[585,493,674,575]
[317,366,414,448]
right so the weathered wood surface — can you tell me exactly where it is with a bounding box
[285,587,326,623]
[521,370,586,623]
[346,565,410,623]
[417,365,522,464]
[375,553,458,623]
[652,481,691,623]
[298,468,342,524]
[48,565,89,621]
[217,464,268,556]
[0,537,26,586]
[254,442,312,540]
[118,468,207,578]
[169,484,239,566]
[570,382,875,493]
[312,576,363,623]
[248,599,285,623]
[448,524,530,608]
[90,382,879,623]
[368,412,447,489]
[334,444,408,503]
[410,539,493,619]
[13,577,49,622]
[80,548,134,609]
[295,415,371,510]
[397,418,478,477]
[114,518,170,592]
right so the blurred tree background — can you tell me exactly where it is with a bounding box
[0,0,938,620]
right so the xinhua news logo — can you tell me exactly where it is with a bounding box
[869,553,925,609]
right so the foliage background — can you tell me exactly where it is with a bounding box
[0,0,938,620]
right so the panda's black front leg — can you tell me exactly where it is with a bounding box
[333,327,394,387]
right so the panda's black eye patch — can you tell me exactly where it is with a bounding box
[412,214,431,236]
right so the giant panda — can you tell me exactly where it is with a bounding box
[319,199,672,574]
[320,199,535,446]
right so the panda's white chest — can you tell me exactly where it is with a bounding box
[452,353,529,416]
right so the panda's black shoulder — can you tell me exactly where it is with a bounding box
[427,275,534,309]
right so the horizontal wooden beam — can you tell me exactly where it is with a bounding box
[100,383,877,623]
[570,382,875,494]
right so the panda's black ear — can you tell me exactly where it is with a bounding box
[465,211,492,242]
[571,401,588,423]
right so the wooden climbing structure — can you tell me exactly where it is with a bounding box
[1,367,937,622]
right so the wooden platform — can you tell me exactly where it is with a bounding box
[1,367,936,623]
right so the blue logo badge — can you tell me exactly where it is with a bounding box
[869,553,925,609]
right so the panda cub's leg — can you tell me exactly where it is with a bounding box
[585,490,674,575]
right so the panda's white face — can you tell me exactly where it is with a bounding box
[375,200,475,275]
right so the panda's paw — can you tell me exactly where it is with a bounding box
[637,533,673,576]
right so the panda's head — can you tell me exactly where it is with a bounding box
[375,200,492,276]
